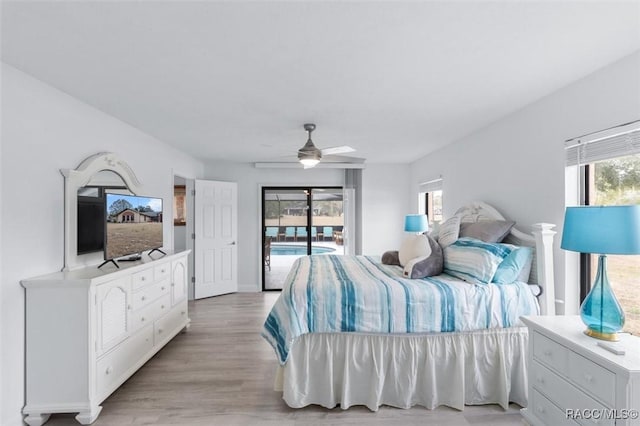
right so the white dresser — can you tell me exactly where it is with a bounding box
[21,250,190,426]
[521,316,640,426]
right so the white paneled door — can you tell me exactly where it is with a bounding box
[194,180,238,299]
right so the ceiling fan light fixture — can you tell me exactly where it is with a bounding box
[299,157,320,168]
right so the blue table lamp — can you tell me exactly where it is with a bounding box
[405,214,429,234]
[561,205,640,341]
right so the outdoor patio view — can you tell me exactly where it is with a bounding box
[589,153,640,336]
[263,188,344,290]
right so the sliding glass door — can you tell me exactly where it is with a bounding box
[262,187,343,291]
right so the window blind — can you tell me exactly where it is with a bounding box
[565,120,640,166]
[418,176,443,193]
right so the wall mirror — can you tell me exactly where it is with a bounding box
[62,152,143,271]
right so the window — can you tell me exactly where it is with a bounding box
[566,120,640,336]
[418,177,443,225]
[582,154,640,336]
[425,191,443,224]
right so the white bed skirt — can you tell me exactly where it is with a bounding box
[274,327,529,411]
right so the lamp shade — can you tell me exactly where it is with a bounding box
[561,205,640,255]
[404,214,429,233]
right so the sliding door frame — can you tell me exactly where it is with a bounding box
[261,186,342,291]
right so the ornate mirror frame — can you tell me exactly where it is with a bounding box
[61,152,143,271]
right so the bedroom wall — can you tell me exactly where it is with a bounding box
[0,63,205,426]
[409,50,640,315]
[203,162,410,292]
[361,164,411,256]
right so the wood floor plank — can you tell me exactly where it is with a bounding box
[45,293,525,425]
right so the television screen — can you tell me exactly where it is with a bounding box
[105,193,163,260]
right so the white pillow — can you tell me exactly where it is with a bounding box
[399,234,432,267]
[438,215,461,248]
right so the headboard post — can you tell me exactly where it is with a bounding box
[532,223,556,316]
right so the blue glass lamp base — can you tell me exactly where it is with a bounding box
[580,254,625,342]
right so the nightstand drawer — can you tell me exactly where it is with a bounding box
[533,331,568,373]
[532,361,613,426]
[531,389,579,426]
[568,351,615,407]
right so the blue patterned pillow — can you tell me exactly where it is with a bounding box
[443,237,512,284]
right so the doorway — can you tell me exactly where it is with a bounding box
[262,187,344,290]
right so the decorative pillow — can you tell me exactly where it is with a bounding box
[493,245,534,284]
[437,215,461,248]
[399,234,432,266]
[443,237,512,284]
[381,250,401,266]
[459,220,516,243]
[403,235,443,279]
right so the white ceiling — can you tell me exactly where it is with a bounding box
[2,1,640,164]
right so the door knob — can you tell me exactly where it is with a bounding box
[229,241,236,245]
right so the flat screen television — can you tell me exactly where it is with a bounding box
[103,193,164,266]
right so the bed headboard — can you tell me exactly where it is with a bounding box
[454,201,556,315]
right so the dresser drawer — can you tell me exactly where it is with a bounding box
[130,278,171,311]
[531,389,579,426]
[130,294,171,332]
[154,301,188,346]
[532,361,613,426]
[154,262,171,281]
[96,324,153,401]
[568,351,616,407]
[131,268,153,291]
[533,331,568,373]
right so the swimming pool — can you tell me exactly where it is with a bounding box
[271,245,336,256]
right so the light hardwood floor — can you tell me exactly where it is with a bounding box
[47,293,526,425]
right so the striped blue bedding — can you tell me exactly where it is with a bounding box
[262,255,539,365]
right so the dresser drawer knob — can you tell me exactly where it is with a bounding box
[584,374,593,383]
[161,286,166,291]
[543,350,552,357]
[105,366,113,375]
[161,269,166,273]
[127,304,132,310]
[141,277,146,281]
[181,311,186,315]
[141,296,146,301]
[161,305,165,309]
[141,317,145,322]
[171,283,175,287]
[158,328,163,334]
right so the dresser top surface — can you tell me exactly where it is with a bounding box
[21,249,190,287]
[522,315,640,372]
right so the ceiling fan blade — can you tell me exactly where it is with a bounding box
[322,154,366,163]
[320,145,355,156]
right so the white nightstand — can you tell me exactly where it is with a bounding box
[521,316,640,426]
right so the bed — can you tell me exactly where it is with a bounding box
[262,201,556,411]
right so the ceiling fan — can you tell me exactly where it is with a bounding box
[298,123,355,168]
